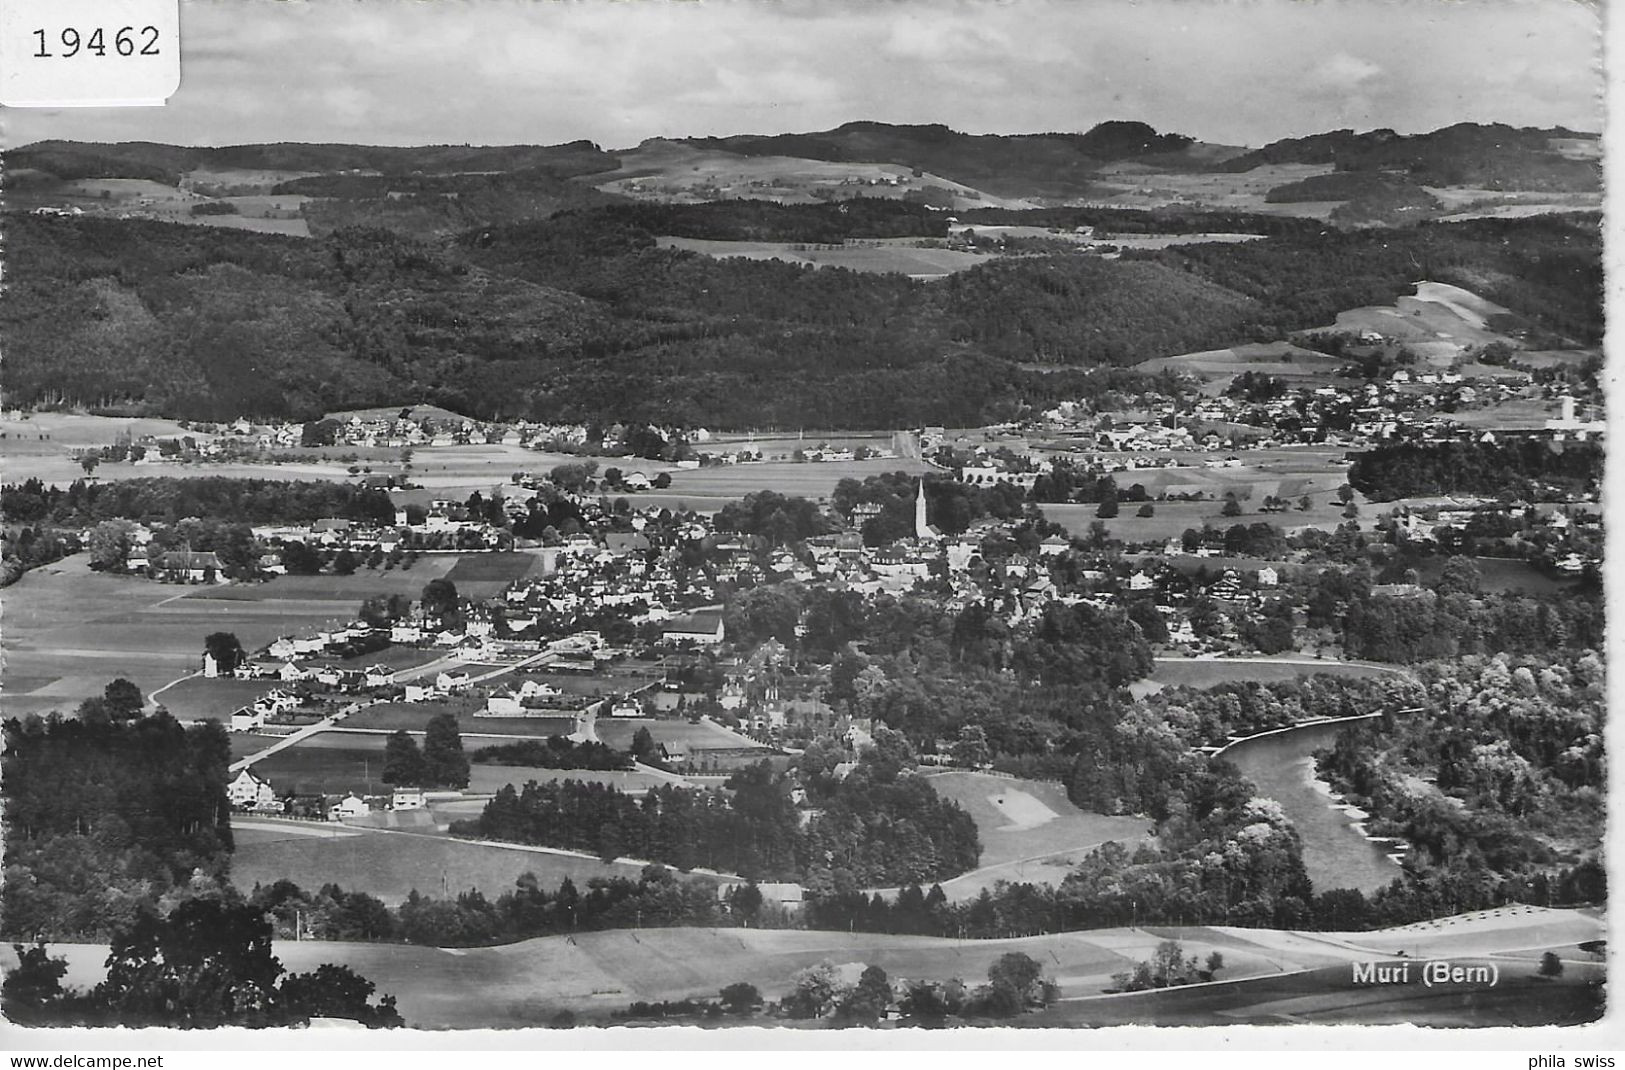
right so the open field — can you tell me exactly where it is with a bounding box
[659,236,992,278]
[1137,657,1411,695]
[184,561,458,604]
[230,826,659,903]
[463,766,677,795]
[444,551,549,597]
[0,556,384,716]
[229,732,293,760]
[594,139,1033,211]
[249,741,393,795]
[344,702,577,737]
[1135,341,1345,395]
[156,677,287,720]
[9,905,1599,1027]
[658,458,930,508]
[922,773,1150,871]
[595,717,766,753]
[1085,162,1341,215]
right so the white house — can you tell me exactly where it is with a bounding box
[662,609,725,646]
[403,683,435,703]
[229,706,265,733]
[327,794,369,822]
[390,786,425,812]
[228,769,278,811]
[363,665,395,687]
[278,662,309,683]
[436,670,472,692]
[1256,566,1280,588]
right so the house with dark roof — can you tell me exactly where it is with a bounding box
[156,550,225,583]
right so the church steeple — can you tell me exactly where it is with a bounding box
[915,478,938,541]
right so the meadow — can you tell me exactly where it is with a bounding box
[0,556,386,716]
[1137,656,1411,694]
[921,772,1152,872]
[229,825,658,905]
[8,904,1598,1027]
[594,717,766,754]
[659,236,992,278]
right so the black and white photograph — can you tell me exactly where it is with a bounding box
[0,0,1610,1041]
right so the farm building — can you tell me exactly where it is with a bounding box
[228,769,279,812]
[662,609,725,646]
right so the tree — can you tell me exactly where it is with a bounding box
[1539,952,1565,978]
[204,632,246,676]
[629,726,660,766]
[950,725,992,769]
[382,731,427,786]
[332,549,359,576]
[1204,951,1225,980]
[280,541,323,575]
[1298,495,1313,511]
[1221,498,1243,518]
[420,578,459,619]
[1096,496,1119,519]
[838,964,892,1023]
[79,455,100,477]
[422,713,469,789]
[279,963,404,1027]
[1137,502,1155,518]
[728,883,765,926]
[988,951,1044,1007]
[652,472,672,490]
[2,943,68,1024]
[103,679,144,721]
[87,519,137,571]
[782,960,844,1019]
[719,981,763,1015]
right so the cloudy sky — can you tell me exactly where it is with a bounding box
[3,0,1604,149]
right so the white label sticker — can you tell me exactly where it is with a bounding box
[0,0,179,107]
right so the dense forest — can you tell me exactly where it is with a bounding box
[1217,123,1600,191]
[1,475,397,526]
[3,712,235,941]
[1348,439,1604,501]
[2,202,1597,426]
[460,748,981,888]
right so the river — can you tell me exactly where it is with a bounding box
[1220,717,1403,896]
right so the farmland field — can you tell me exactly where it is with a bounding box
[0,556,385,716]
[183,561,458,604]
[594,717,766,753]
[13,906,1598,1028]
[652,458,930,510]
[659,236,992,277]
[230,826,660,904]
[443,551,549,597]
[229,732,292,760]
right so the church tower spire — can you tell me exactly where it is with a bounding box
[915,478,938,541]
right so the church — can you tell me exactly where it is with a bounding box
[915,478,941,541]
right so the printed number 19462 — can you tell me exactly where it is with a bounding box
[31,26,160,57]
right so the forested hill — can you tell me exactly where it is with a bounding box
[1215,123,1599,191]
[677,120,1212,197]
[9,139,619,185]
[0,207,1599,427]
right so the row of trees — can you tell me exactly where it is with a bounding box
[381,714,470,788]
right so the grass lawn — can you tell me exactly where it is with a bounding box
[183,561,457,604]
[229,733,291,761]
[230,827,656,905]
[154,677,277,720]
[921,772,1151,871]
[251,741,392,796]
[1141,658,1410,693]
